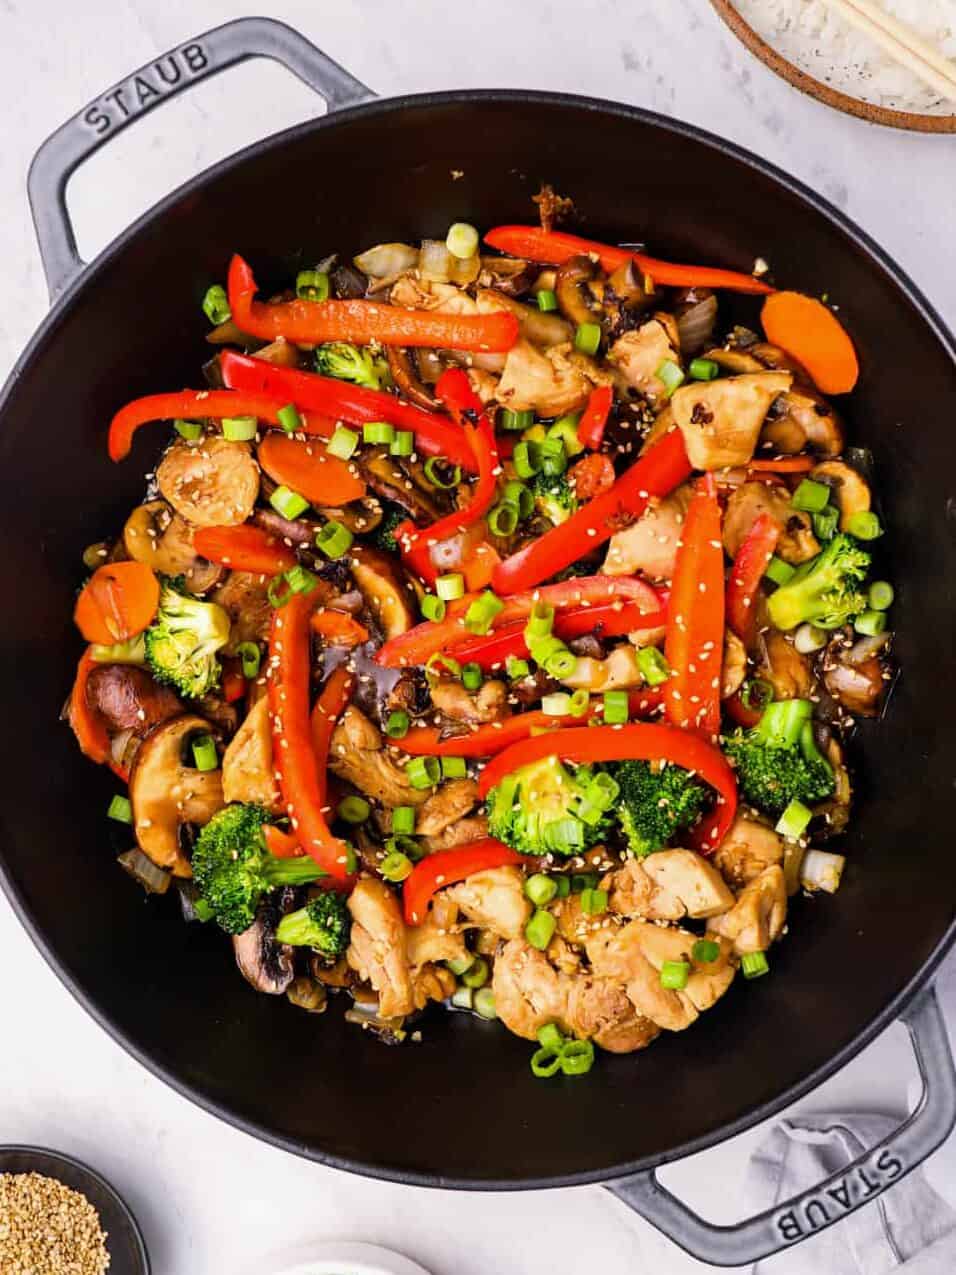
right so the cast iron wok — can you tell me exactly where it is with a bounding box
[2,18,955,1266]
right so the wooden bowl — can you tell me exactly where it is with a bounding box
[710,0,956,133]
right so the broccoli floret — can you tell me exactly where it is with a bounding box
[532,471,578,526]
[375,503,407,555]
[486,755,612,856]
[767,533,870,631]
[315,341,388,390]
[191,804,326,935]
[144,582,230,698]
[612,760,710,858]
[275,892,351,957]
[723,699,835,817]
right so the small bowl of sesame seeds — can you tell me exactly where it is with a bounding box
[0,1146,149,1275]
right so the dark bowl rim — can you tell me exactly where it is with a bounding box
[2,86,955,1191]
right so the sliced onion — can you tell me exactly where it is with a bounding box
[794,623,827,655]
[676,293,718,355]
[109,728,140,775]
[353,242,419,279]
[331,589,365,615]
[117,848,171,895]
[429,533,467,571]
[800,849,846,894]
[420,239,453,283]
[846,633,891,666]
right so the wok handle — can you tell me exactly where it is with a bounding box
[27,17,372,301]
[607,985,956,1267]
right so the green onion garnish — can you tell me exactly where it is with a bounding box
[812,506,839,541]
[363,421,395,446]
[499,408,534,432]
[193,899,215,922]
[525,874,558,907]
[637,646,671,687]
[385,710,410,739]
[315,520,353,559]
[526,600,555,640]
[488,502,519,537]
[574,322,602,356]
[451,986,474,1011]
[536,289,558,313]
[462,956,490,989]
[473,988,497,1019]
[541,692,572,716]
[446,222,479,259]
[539,436,567,477]
[528,634,565,666]
[513,441,541,479]
[202,284,230,325]
[554,875,571,899]
[547,414,584,456]
[568,689,590,718]
[390,430,414,457]
[285,564,319,595]
[689,357,719,381]
[191,734,218,772]
[222,415,257,442]
[559,1039,595,1076]
[776,798,812,840]
[237,641,261,679]
[580,887,608,917]
[847,511,882,541]
[603,690,630,725]
[791,478,832,514]
[464,591,504,635]
[660,960,690,990]
[327,425,359,460]
[441,756,468,779]
[525,909,557,951]
[337,795,370,824]
[174,418,203,441]
[585,772,620,809]
[296,269,330,301]
[503,480,533,520]
[392,806,416,836]
[692,939,721,964]
[107,795,133,824]
[506,656,530,680]
[270,485,309,520]
[277,403,302,434]
[741,951,769,980]
[655,359,685,397]
[421,594,446,623]
[766,556,796,586]
[461,662,483,691]
[740,678,774,713]
[436,573,465,601]
[423,456,462,489]
[345,845,359,874]
[406,756,441,790]
[544,647,577,679]
[380,851,413,883]
[571,872,599,894]
[537,1022,565,1054]
[446,953,476,977]
[531,1049,563,1080]
[425,653,461,680]
[854,609,887,637]
[868,580,894,611]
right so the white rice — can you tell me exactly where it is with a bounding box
[735,0,956,114]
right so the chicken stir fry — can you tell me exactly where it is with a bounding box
[67,203,892,1077]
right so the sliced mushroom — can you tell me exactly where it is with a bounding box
[429,677,510,724]
[604,260,656,334]
[476,287,572,349]
[554,254,602,327]
[86,664,182,738]
[233,887,297,995]
[348,544,416,641]
[762,388,844,458]
[722,481,819,566]
[221,696,282,813]
[477,256,537,296]
[123,501,224,593]
[759,630,814,701]
[671,372,793,470]
[385,347,440,410]
[312,498,384,536]
[211,572,275,651]
[129,715,225,877]
[156,436,259,527]
[359,450,445,523]
[811,461,871,531]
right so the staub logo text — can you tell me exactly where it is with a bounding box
[81,44,209,135]
[775,1149,903,1243]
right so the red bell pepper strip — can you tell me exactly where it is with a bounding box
[193,524,297,576]
[268,593,352,878]
[68,649,111,764]
[484,225,774,296]
[748,456,815,474]
[664,474,725,741]
[726,512,781,646]
[228,254,519,352]
[576,385,614,450]
[492,429,693,595]
[476,723,737,853]
[310,664,355,807]
[398,688,665,758]
[219,350,476,472]
[263,824,304,859]
[403,838,524,925]
[724,688,763,730]
[107,389,331,463]
[376,575,663,669]
[221,661,247,703]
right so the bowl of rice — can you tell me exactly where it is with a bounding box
[711,0,956,131]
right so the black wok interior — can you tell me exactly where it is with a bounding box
[1,93,954,1187]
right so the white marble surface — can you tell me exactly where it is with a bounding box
[1,3,955,1273]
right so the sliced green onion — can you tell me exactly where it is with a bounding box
[585,772,619,810]
[580,887,608,917]
[385,710,410,739]
[847,511,882,541]
[441,756,468,779]
[461,662,483,691]
[794,624,827,655]
[267,575,294,608]
[776,798,812,840]
[542,692,572,716]
[741,951,769,980]
[660,959,690,990]
[222,415,257,442]
[474,987,497,1019]
[530,637,566,671]
[526,601,555,640]
[812,506,839,541]
[637,646,671,687]
[235,641,261,680]
[202,284,231,324]
[344,844,359,874]
[446,953,476,977]
[285,564,319,596]
[446,221,479,259]
[559,1039,595,1076]
[868,580,894,611]
[766,555,796,586]
[363,421,395,446]
[567,688,590,718]
[193,899,215,922]
[423,456,462,489]
[791,478,832,514]
[692,939,721,964]
[603,690,630,725]
[337,795,370,824]
[296,269,330,301]
[571,872,599,894]
[277,403,302,434]
[576,798,605,828]
[854,609,887,637]
[554,875,571,899]
[544,647,577,679]
[488,502,519,537]
[462,956,490,989]
[574,322,601,356]
[436,573,465,601]
[390,429,414,457]
[315,520,354,559]
[421,594,446,622]
[380,851,413,883]
[270,485,309,520]
[547,414,584,456]
[327,425,359,460]
[174,418,203,441]
[530,1047,562,1079]
[526,874,558,907]
[513,441,542,479]
[525,909,557,951]
[503,480,534,520]
[425,652,461,680]
[107,795,133,824]
[406,756,441,790]
[499,408,535,432]
[655,359,685,397]
[689,357,719,381]
[545,818,584,854]
[464,591,504,635]
[539,436,567,477]
[740,677,774,712]
[537,1022,566,1053]
[506,656,531,680]
[452,986,474,1010]
[537,289,558,313]
[191,735,218,772]
[392,806,416,836]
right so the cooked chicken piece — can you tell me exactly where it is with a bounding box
[722,481,819,566]
[565,976,660,1054]
[156,436,259,527]
[709,865,787,955]
[445,866,532,941]
[629,922,737,1013]
[713,814,783,889]
[602,484,692,581]
[330,707,428,809]
[84,664,182,738]
[760,631,814,701]
[547,933,584,976]
[466,367,500,404]
[420,814,490,854]
[607,317,680,401]
[415,777,479,837]
[496,338,594,417]
[604,857,684,923]
[722,629,747,699]
[405,894,468,968]
[347,878,414,1018]
[586,924,697,1031]
[212,571,276,651]
[221,696,281,813]
[412,964,457,1009]
[554,893,609,945]
[430,677,510,724]
[391,275,480,315]
[671,372,792,470]
[561,644,644,692]
[492,939,572,1041]
[641,850,735,919]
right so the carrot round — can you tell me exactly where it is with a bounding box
[761,291,859,395]
[68,648,111,764]
[193,524,296,576]
[258,433,366,507]
[74,562,160,645]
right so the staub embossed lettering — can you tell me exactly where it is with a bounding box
[774,1150,904,1244]
[81,43,209,136]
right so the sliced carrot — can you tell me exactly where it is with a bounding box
[258,432,366,507]
[462,542,501,591]
[761,291,859,395]
[310,609,369,648]
[193,524,296,576]
[748,456,816,474]
[221,661,247,703]
[74,562,160,645]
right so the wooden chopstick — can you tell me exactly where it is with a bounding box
[823,0,956,105]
